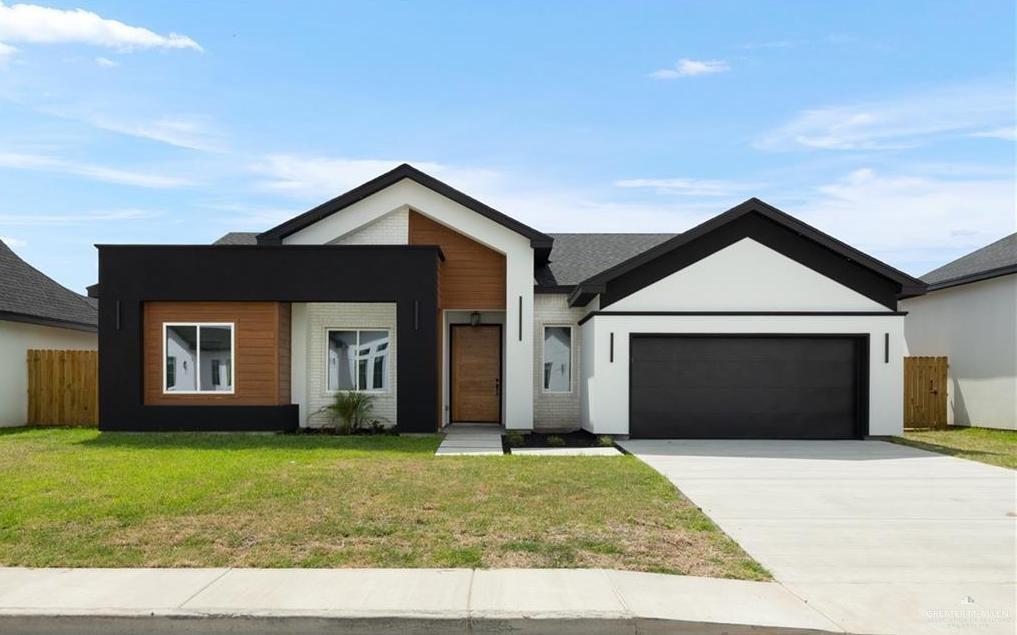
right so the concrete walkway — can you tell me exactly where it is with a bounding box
[619,439,1017,635]
[435,423,504,455]
[0,567,843,634]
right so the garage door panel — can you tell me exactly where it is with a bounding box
[630,336,864,439]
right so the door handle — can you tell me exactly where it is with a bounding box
[495,378,501,396]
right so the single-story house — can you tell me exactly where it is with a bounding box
[0,239,98,427]
[902,233,1017,430]
[95,164,926,437]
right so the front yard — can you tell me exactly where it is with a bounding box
[0,428,766,579]
[891,426,1017,469]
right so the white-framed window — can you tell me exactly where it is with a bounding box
[163,323,235,394]
[542,325,572,393]
[327,329,390,392]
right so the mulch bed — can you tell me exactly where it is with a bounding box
[503,430,611,451]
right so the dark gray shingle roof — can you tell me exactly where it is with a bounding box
[0,240,97,330]
[922,232,1017,287]
[213,230,676,288]
[536,233,677,288]
[214,232,259,245]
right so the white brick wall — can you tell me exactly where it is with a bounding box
[329,208,408,245]
[304,303,398,428]
[533,293,585,430]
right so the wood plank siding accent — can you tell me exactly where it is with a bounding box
[143,302,291,406]
[409,210,506,310]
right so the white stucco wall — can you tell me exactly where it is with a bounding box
[283,177,535,430]
[902,275,1017,430]
[579,314,905,436]
[609,237,887,312]
[0,320,97,427]
[532,294,585,430]
[294,303,397,428]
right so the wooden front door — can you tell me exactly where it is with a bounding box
[450,324,501,423]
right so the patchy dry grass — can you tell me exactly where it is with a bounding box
[0,428,766,579]
[891,427,1017,469]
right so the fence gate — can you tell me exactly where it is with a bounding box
[904,356,948,428]
[26,349,98,426]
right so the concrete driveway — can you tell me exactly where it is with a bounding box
[618,439,1016,635]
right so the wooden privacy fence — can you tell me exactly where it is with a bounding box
[26,349,98,426]
[904,356,948,428]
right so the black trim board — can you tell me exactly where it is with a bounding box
[256,163,554,262]
[448,324,503,424]
[97,244,442,433]
[569,198,926,308]
[627,333,870,439]
[578,310,907,326]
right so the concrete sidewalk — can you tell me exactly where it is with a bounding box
[0,567,844,634]
[435,423,504,455]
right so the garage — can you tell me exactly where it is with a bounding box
[629,335,867,439]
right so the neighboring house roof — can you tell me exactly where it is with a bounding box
[214,232,259,245]
[535,233,676,290]
[255,163,555,260]
[0,239,98,331]
[569,197,927,308]
[920,232,1017,291]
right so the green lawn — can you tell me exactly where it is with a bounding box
[890,427,1017,469]
[0,428,766,579]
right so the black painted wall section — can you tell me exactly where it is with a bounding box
[601,212,902,310]
[97,245,442,433]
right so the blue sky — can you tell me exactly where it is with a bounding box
[0,0,1014,293]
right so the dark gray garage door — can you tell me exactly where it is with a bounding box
[630,335,866,439]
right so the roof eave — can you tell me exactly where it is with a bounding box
[0,310,97,333]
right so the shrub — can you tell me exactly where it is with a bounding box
[546,435,566,447]
[597,434,615,448]
[320,391,382,434]
[505,430,525,447]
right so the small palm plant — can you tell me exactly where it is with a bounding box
[323,391,378,434]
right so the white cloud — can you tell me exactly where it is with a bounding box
[252,155,501,199]
[94,55,116,67]
[0,209,158,225]
[0,40,15,62]
[614,177,753,197]
[756,82,1015,151]
[0,234,26,246]
[650,58,730,79]
[969,126,1017,141]
[791,167,1015,273]
[37,106,225,151]
[740,40,799,50]
[0,152,192,187]
[0,2,201,52]
[86,115,222,151]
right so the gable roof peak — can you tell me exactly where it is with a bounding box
[256,163,553,259]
